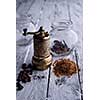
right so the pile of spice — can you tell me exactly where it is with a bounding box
[51,40,70,54]
[53,58,79,78]
[16,63,33,91]
[16,63,46,91]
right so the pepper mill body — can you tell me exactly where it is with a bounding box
[23,27,52,70]
[32,34,52,70]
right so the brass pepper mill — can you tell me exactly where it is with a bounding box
[23,26,52,70]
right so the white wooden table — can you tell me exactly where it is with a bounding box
[16,0,83,100]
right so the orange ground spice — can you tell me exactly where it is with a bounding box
[53,58,79,78]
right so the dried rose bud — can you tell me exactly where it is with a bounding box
[22,63,27,70]
[16,82,23,91]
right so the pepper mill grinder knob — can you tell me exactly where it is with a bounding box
[39,26,44,32]
[23,28,27,36]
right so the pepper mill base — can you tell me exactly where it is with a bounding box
[32,55,52,70]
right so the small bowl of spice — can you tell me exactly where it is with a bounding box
[50,39,73,57]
